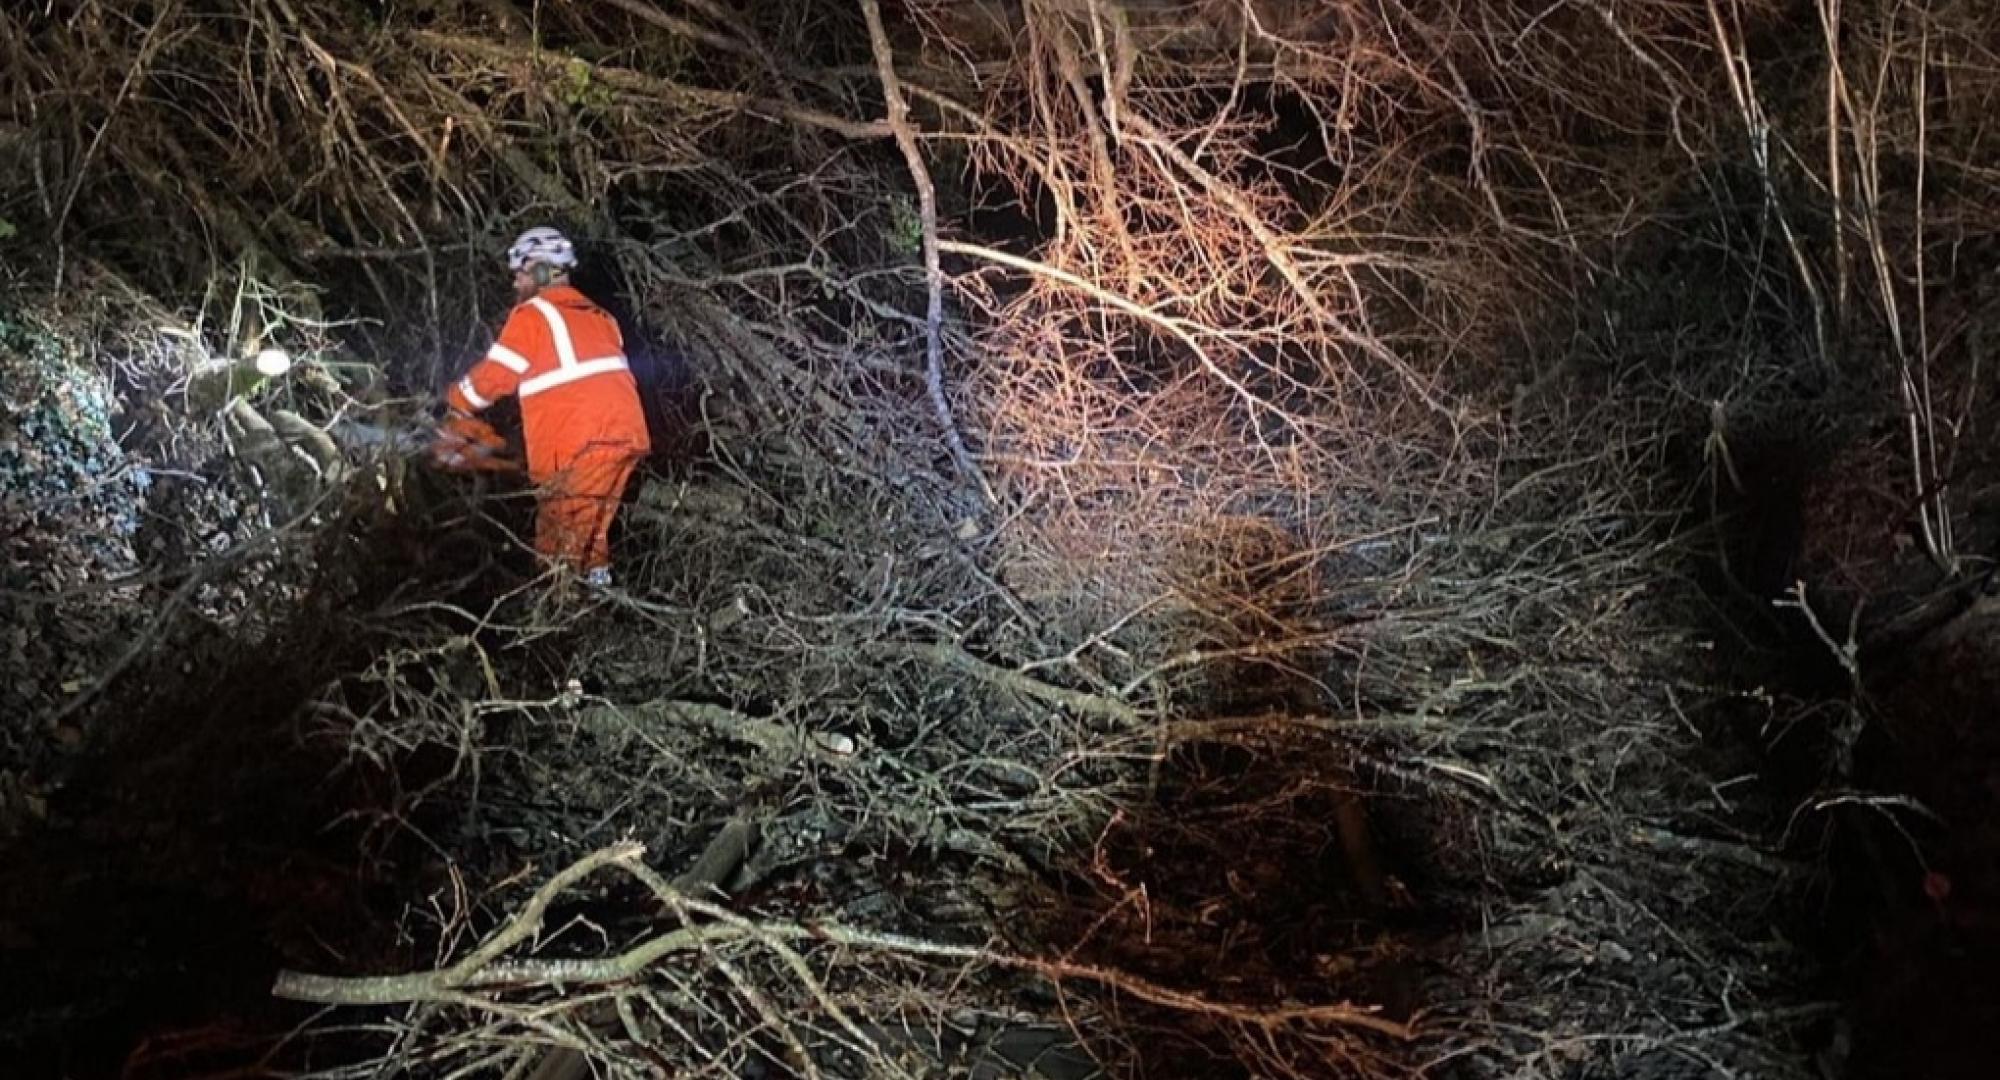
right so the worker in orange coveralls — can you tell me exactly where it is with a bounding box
[436,227,650,586]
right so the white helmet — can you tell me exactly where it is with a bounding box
[506,226,577,273]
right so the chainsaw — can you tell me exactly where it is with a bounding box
[333,414,521,474]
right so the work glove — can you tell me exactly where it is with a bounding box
[428,410,520,474]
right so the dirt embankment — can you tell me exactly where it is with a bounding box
[1708,364,2000,1079]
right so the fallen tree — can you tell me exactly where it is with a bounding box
[7,0,1999,1077]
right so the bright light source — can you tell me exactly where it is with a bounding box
[253,348,293,377]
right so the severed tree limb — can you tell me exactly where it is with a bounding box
[672,817,760,896]
[859,0,983,491]
[274,843,1415,1040]
[273,842,646,1005]
[269,409,346,481]
[526,817,763,1080]
[276,822,759,1013]
[581,699,858,762]
[869,639,1141,725]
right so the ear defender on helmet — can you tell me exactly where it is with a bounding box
[531,263,556,287]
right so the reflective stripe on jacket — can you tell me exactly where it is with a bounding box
[446,285,651,480]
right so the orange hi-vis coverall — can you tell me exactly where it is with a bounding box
[445,285,651,574]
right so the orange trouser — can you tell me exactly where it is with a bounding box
[534,449,641,573]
